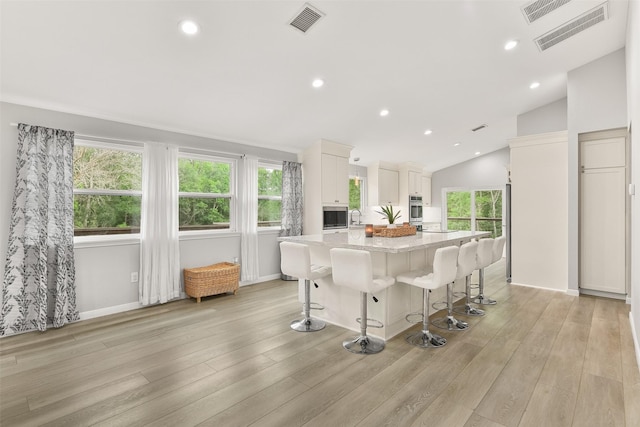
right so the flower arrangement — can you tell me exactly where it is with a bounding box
[376,205,401,225]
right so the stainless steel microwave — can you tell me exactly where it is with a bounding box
[322,206,348,230]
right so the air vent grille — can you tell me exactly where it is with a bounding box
[289,3,324,34]
[535,2,608,51]
[522,0,573,24]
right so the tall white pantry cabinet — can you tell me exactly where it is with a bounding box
[509,131,569,291]
[302,139,353,236]
[579,128,628,296]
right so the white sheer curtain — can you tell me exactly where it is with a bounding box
[241,155,259,281]
[139,143,181,305]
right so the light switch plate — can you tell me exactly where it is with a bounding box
[630,183,636,196]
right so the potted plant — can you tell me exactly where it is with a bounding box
[376,205,401,228]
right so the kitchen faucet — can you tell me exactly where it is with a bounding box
[350,209,362,225]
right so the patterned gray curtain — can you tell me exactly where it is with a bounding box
[1,124,78,336]
[280,161,303,237]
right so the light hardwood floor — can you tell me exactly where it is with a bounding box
[1,260,639,426]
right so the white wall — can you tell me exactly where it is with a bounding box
[625,0,640,367]
[430,147,510,208]
[567,48,628,293]
[517,97,567,136]
[1,102,296,318]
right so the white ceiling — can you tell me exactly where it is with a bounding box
[0,0,629,171]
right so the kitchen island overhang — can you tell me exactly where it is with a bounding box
[279,230,491,340]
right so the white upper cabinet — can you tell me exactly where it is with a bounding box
[379,168,399,205]
[421,176,431,206]
[368,163,399,206]
[321,153,349,205]
[408,171,421,195]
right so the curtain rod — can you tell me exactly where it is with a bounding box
[9,122,287,163]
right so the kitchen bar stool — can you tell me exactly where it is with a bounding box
[432,243,471,331]
[280,242,331,332]
[471,238,496,305]
[396,245,459,348]
[330,248,395,354]
[453,240,484,317]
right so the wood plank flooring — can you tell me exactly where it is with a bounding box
[1,260,638,426]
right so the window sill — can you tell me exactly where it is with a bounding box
[74,234,140,249]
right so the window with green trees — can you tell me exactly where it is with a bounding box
[73,143,142,236]
[445,189,503,238]
[349,177,363,210]
[258,164,282,227]
[178,156,233,231]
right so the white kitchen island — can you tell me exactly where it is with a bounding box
[279,230,490,340]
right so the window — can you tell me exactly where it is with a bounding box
[445,188,503,238]
[178,155,234,231]
[73,142,142,236]
[349,177,364,210]
[258,163,282,227]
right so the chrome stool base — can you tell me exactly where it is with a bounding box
[472,269,497,305]
[292,279,326,332]
[290,317,325,332]
[453,303,485,316]
[343,335,385,354]
[471,295,497,305]
[406,330,446,348]
[432,315,469,331]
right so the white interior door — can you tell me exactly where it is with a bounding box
[580,168,626,293]
[579,134,627,295]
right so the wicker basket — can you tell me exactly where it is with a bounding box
[183,262,240,303]
[373,224,417,238]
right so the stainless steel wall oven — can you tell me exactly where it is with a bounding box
[409,195,423,231]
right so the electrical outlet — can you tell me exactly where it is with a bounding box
[130,272,138,283]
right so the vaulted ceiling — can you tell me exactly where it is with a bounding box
[0,0,629,171]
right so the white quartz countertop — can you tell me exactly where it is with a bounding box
[279,230,491,253]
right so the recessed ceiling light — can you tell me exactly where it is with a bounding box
[180,20,199,35]
[312,79,324,88]
[424,129,433,135]
[454,142,461,147]
[474,151,481,156]
[380,109,389,117]
[530,81,541,89]
[504,40,518,50]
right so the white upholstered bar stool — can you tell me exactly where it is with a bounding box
[280,242,331,332]
[432,243,471,331]
[492,235,507,266]
[471,238,496,305]
[330,248,395,354]
[396,245,459,348]
[452,240,485,317]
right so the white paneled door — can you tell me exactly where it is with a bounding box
[580,132,628,295]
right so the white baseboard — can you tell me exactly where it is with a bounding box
[509,282,568,293]
[240,273,282,287]
[627,296,632,305]
[79,301,142,321]
[566,289,580,297]
[630,312,640,374]
[79,274,281,321]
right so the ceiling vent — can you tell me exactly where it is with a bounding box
[534,2,608,51]
[471,124,488,132]
[521,0,573,24]
[289,3,325,34]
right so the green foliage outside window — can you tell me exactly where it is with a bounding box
[446,190,502,238]
[258,166,282,227]
[73,146,142,235]
[178,158,231,230]
[349,178,361,210]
